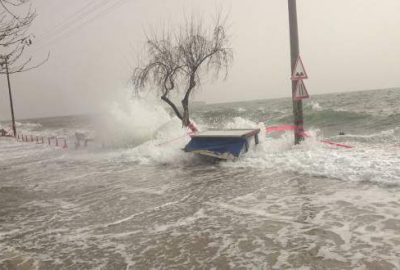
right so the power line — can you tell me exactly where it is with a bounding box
[32,0,130,52]
[38,0,101,40]
[33,0,111,47]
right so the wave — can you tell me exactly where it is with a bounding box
[6,109,400,188]
[330,127,400,144]
[79,116,400,187]
[15,122,42,128]
[221,133,400,186]
[117,113,400,187]
[271,109,372,129]
[0,121,43,132]
[306,101,323,111]
[94,97,174,148]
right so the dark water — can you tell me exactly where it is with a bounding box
[1,88,400,269]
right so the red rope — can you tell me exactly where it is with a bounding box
[320,140,353,149]
[156,132,195,147]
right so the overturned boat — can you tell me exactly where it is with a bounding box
[184,129,260,160]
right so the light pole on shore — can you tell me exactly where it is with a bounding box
[2,56,16,137]
[288,0,304,145]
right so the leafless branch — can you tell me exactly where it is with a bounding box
[132,13,233,127]
[0,0,47,74]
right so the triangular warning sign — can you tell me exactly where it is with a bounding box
[294,80,309,100]
[291,56,308,80]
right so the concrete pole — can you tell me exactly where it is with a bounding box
[288,0,304,144]
[5,57,16,137]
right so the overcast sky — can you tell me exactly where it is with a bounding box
[0,0,399,120]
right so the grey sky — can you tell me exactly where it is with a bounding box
[1,0,399,120]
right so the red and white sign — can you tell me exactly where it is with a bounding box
[291,56,308,80]
[293,80,309,100]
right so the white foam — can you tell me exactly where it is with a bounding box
[273,250,290,269]
[151,208,206,233]
[207,202,292,222]
[331,127,400,144]
[123,184,170,195]
[309,101,322,111]
[224,117,258,129]
[222,132,400,186]
[317,246,347,262]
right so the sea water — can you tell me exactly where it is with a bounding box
[1,88,400,269]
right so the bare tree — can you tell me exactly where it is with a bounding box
[133,15,233,130]
[0,0,48,73]
[0,0,48,136]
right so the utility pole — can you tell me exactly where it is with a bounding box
[288,0,304,144]
[5,56,16,137]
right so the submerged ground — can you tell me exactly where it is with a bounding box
[1,88,400,269]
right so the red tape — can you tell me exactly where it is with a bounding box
[266,125,296,133]
[266,125,353,149]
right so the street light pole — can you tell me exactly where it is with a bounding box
[5,56,16,137]
[288,0,304,145]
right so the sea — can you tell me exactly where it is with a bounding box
[1,88,400,270]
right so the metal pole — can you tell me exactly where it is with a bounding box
[288,0,304,144]
[5,57,16,137]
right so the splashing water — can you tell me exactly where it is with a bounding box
[96,97,173,147]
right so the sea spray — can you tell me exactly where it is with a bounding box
[96,97,173,147]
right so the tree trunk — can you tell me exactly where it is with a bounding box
[161,95,183,121]
[182,98,190,126]
[181,76,196,127]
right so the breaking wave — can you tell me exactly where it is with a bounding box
[307,101,322,111]
[15,122,42,128]
[95,97,174,147]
